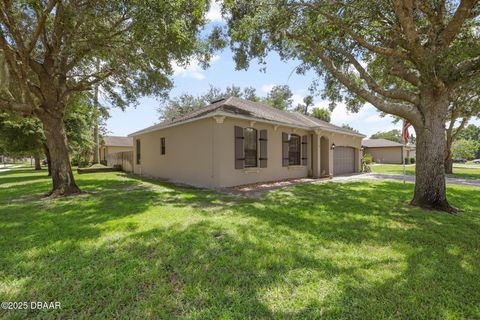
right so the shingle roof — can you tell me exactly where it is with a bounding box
[102,136,133,147]
[362,138,403,148]
[130,96,365,137]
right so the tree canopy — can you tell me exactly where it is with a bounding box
[310,107,331,122]
[452,139,479,159]
[0,113,43,158]
[263,85,294,111]
[0,0,218,112]
[370,129,403,143]
[0,0,216,195]
[222,0,480,211]
[159,85,260,120]
[159,84,311,120]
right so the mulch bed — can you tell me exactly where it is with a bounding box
[226,176,331,196]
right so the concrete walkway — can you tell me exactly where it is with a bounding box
[336,172,480,187]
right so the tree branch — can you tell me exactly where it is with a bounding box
[452,116,469,140]
[439,0,478,47]
[391,0,426,60]
[320,12,409,60]
[26,0,58,54]
[387,56,420,86]
[449,56,480,87]
[318,51,423,127]
[67,69,114,92]
[0,4,27,54]
[0,98,34,114]
[325,46,420,105]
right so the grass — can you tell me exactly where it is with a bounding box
[1,168,479,319]
[371,163,480,180]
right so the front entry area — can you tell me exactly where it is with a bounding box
[333,146,355,175]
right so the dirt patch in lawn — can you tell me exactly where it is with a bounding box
[225,176,331,197]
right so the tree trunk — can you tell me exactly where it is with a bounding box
[34,153,42,170]
[444,154,453,175]
[43,143,52,176]
[411,100,455,213]
[39,112,81,196]
[444,128,453,174]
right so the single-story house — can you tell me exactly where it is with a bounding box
[362,138,415,164]
[129,97,365,188]
[100,136,133,162]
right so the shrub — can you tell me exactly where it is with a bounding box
[363,153,373,164]
[410,158,415,164]
[404,157,411,164]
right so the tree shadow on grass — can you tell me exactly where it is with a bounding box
[0,220,405,319]
[1,173,479,319]
[0,169,50,185]
[0,176,160,261]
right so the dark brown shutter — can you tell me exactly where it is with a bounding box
[301,135,308,166]
[282,132,289,167]
[259,129,268,168]
[234,126,245,169]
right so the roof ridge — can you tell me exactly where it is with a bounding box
[130,96,365,137]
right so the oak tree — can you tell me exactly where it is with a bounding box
[445,80,480,173]
[223,0,480,212]
[0,0,214,196]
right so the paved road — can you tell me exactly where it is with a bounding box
[335,173,480,187]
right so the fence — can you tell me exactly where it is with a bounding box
[106,151,133,172]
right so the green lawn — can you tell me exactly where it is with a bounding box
[371,163,480,180]
[1,168,479,319]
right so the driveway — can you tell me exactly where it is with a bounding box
[336,173,480,187]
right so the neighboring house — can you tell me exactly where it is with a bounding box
[129,97,365,188]
[362,139,415,164]
[100,136,133,162]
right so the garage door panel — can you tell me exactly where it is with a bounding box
[334,147,355,175]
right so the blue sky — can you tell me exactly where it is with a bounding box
[105,3,478,138]
[106,48,402,138]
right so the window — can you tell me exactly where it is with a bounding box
[288,134,301,165]
[161,137,166,155]
[244,128,257,167]
[136,139,141,165]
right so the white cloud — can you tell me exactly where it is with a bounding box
[207,1,223,22]
[315,101,400,136]
[261,84,275,92]
[172,55,220,80]
[291,94,304,106]
[365,114,383,123]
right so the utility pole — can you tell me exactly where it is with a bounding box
[92,59,100,164]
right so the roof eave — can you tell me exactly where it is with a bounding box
[129,110,366,138]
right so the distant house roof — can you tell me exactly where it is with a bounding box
[130,96,365,137]
[362,138,404,148]
[102,136,133,147]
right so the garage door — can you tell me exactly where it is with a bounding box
[334,147,355,175]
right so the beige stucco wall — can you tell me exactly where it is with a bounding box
[319,132,363,174]
[132,116,363,188]
[133,118,218,187]
[100,146,133,161]
[213,118,311,187]
[365,146,403,164]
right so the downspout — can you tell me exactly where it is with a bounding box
[310,134,314,176]
[211,119,215,180]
